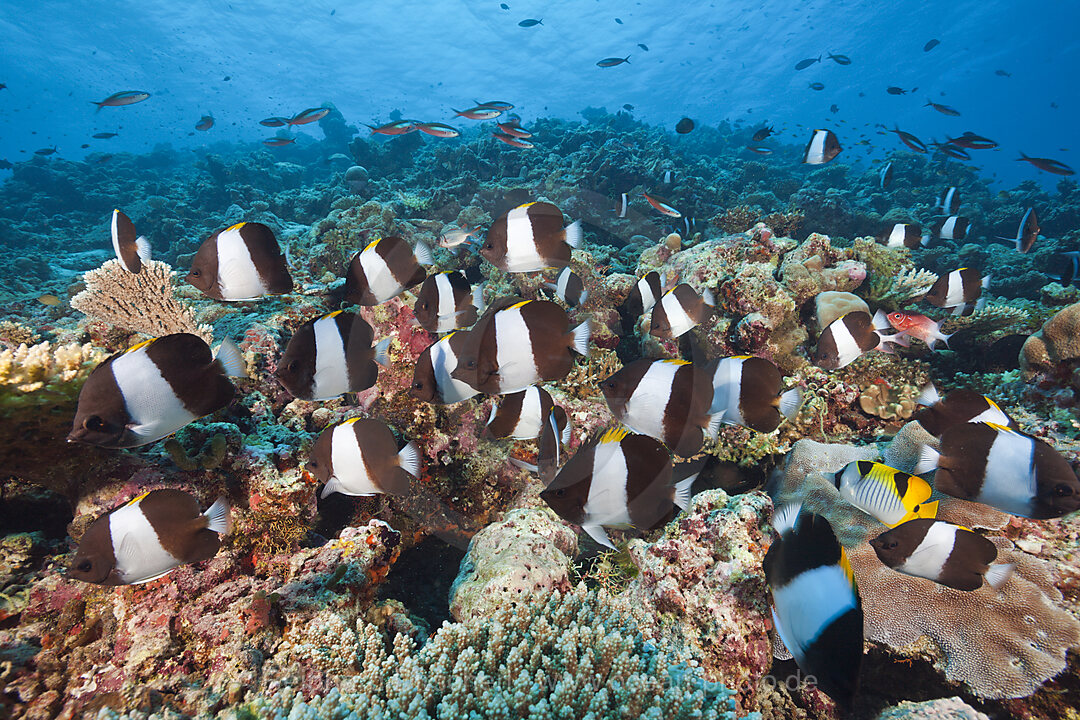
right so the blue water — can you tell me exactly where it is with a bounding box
[1,0,1077,189]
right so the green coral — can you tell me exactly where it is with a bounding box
[165,432,229,470]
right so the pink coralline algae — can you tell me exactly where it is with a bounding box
[621,489,774,715]
[12,521,401,719]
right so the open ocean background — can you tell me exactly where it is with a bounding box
[1,0,1077,189]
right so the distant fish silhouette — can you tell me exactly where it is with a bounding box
[91,90,150,111]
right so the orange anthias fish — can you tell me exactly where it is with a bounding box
[366,120,417,135]
[876,310,952,350]
[641,192,682,217]
[492,132,534,148]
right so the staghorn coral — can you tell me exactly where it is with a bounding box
[243,585,752,720]
[70,259,213,343]
[774,439,1080,699]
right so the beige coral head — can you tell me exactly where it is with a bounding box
[1020,301,1080,381]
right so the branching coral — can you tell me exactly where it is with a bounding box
[70,259,212,342]
[942,304,1029,335]
[248,585,752,720]
[0,341,103,398]
[0,320,40,347]
[873,267,939,308]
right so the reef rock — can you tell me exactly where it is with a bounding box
[621,489,773,714]
[448,507,579,622]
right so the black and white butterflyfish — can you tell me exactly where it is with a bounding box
[410,331,480,405]
[707,355,802,434]
[307,417,420,499]
[545,267,588,307]
[601,358,723,457]
[999,207,1039,253]
[914,422,1080,519]
[929,215,969,241]
[870,519,1014,591]
[413,271,486,334]
[649,283,715,339]
[802,129,842,164]
[344,235,433,305]
[186,222,294,301]
[813,311,907,370]
[539,427,697,549]
[936,187,961,214]
[764,504,863,708]
[110,209,151,273]
[67,490,230,585]
[485,385,570,442]
[69,333,247,449]
[879,161,894,190]
[614,192,629,218]
[876,223,927,249]
[275,311,389,401]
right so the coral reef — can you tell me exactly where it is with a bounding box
[621,489,773,714]
[449,507,579,622]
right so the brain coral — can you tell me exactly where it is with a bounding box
[773,439,1080,699]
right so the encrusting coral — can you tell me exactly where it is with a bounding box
[70,259,213,342]
[449,507,579,622]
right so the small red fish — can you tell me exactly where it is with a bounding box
[641,192,681,218]
[492,131,534,148]
[454,106,503,120]
[876,310,952,350]
[366,120,417,135]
